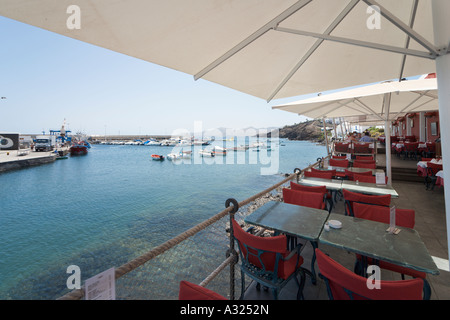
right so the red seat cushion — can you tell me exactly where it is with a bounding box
[232,220,303,280]
[283,188,326,210]
[290,181,331,199]
[316,249,424,300]
[179,281,228,300]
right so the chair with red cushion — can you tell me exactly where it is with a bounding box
[353,161,376,169]
[329,159,349,168]
[332,156,347,159]
[290,181,333,212]
[352,203,431,299]
[356,155,374,161]
[425,142,436,158]
[353,143,372,154]
[425,162,443,190]
[316,249,427,300]
[346,170,372,181]
[304,170,333,180]
[342,189,391,216]
[403,142,419,160]
[334,142,351,154]
[353,173,388,184]
[232,219,306,300]
[311,167,337,177]
[282,188,327,211]
[179,281,228,300]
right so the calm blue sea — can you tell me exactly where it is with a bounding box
[0,139,326,299]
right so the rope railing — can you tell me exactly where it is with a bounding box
[58,158,326,300]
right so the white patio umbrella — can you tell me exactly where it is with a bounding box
[1,0,449,266]
[0,0,438,101]
[273,75,439,184]
[272,76,438,120]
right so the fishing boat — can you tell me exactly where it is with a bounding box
[70,141,90,155]
[151,154,165,161]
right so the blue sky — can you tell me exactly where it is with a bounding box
[0,16,310,136]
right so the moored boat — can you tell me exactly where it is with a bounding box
[70,141,89,155]
[151,154,165,161]
[212,146,227,156]
[199,150,214,157]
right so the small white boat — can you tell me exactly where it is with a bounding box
[212,146,227,156]
[167,151,191,160]
[199,150,215,157]
[167,153,181,160]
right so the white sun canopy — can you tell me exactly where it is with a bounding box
[1,0,450,269]
[272,76,438,120]
[0,0,437,102]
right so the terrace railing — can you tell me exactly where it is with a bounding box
[58,159,324,300]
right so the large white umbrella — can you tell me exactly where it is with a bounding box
[273,75,439,185]
[1,0,449,266]
[0,0,437,101]
[272,76,438,120]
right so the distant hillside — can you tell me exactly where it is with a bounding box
[278,120,325,142]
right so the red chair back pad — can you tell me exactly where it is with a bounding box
[427,162,443,175]
[290,181,327,194]
[304,170,333,179]
[283,188,325,210]
[353,161,376,169]
[329,159,349,167]
[353,202,415,229]
[343,189,391,215]
[315,249,423,300]
[179,281,227,300]
[232,219,300,279]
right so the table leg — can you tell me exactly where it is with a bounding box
[309,241,318,285]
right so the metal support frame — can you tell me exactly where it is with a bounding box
[194,0,313,81]
[275,27,437,60]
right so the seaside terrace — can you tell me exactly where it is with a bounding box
[1,0,450,302]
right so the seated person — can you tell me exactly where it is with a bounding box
[359,131,373,142]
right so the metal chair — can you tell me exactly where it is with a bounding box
[345,169,372,181]
[289,181,333,213]
[316,249,427,300]
[232,219,306,300]
[282,188,327,211]
[403,142,419,160]
[329,159,349,168]
[304,170,333,180]
[342,189,391,216]
[178,281,228,300]
[353,173,388,184]
[425,162,443,190]
[353,160,376,169]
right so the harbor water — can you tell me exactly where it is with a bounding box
[0,139,326,299]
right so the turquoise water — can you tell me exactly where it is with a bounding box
[0,139,326,299]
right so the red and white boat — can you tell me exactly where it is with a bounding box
[151,154,165,161]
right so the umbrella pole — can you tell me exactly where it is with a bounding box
[322,117,330,155]
[432,0,450,270]
[383,93,392,186]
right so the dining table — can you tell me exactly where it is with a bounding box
[244,201,330,284]
[319,213,439,299]
[243,201,439,297]
[341,180,399,198]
